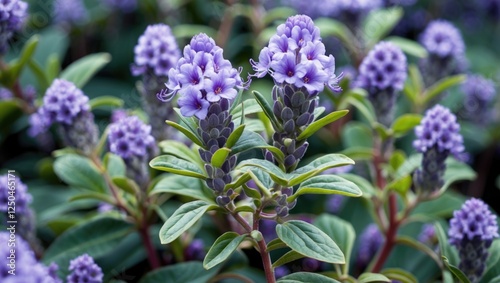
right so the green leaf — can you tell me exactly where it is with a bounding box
[159,201,214,244]
[314,214,356,275]
[46,53,61,82]
[385,175,412,197]
[363,7,403,47]
[272,250,305,268]
[42,217,133,274]
[53,154,107,193]
[203,232,246,269]
[381,268,417,283]
[314,17,355,54]
[288,154,355,186]
[394,154,422,180]
[278,272,340,283]
[139,262,218,283]
[159,140,202,165]
[263,7,296,25]
[231,130,285,162]
[238,159,288,186]
[297,110,349,140]
[358,273,391,283]
[166,120,204,147]
[385,36,428,58]
[9,35,39,80]
[112,176,140,195]
[266,238,287,252]
[276,220,345,264]
[443,256,471,283]
[338,173,376,198]
[389,150,406,172]
[391,114,422,137]
[211,148,231,168]
[226,124,245,148]
[345,94,376,124]
[68,192,114,203]
[289,175,362,202]
[340,147,373,161]
[0,100,22,129]
[150,175,214,203]
[88,96,124,109]
[396,236,442,268]
[60,53,111,88]
[434,222,459,266]
[231,99,263,121]
[172,25,217,39]
[439,159,476,194]
[103,153,126,177]
[150,155,206,179]
[252,90,280,130]
[482,240,500,283]
[27,60,50,90]
[423,75,466,106]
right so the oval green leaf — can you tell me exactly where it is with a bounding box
[203,232,246,269]
[278,272,341,283]
[289,175,362,202]
[139,262,218,283]
[150,174,214,203]
[288,154,355,186]
[53,154,108,193]
[60,53,111,88]
[150,155,206,179]
[297,110,349,140]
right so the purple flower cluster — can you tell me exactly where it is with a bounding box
[108,116,157,187]
[251,15,341,95]
[0,232,61,282]
[0,0,28,53]
[357,224,384,268]
[53,0,88,26]
[449,198,499,282]
[67,254,103,283]
[461,74,496,124]
[132,24,180,78]
[162,33,244,119]
[356,41,407,126]
[103,0,137,13]
[29,79,98,154]
[185,239,206,261]
[418,223,436,245]
[413,105,464,192]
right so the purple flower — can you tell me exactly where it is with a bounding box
[271,52,306,85]
[178,87,210,119]
[0,232,61,282]
[102,0,136,13]
[357,224,384,268]
[132,24,180,77]
[325,195,345,214]
[0,0,28,53]
[67,254,103,283]
[205,70,237,102]
[420,20,465,59]
[185,239,206,261]
[449,198,499,282]
[275,266,291,279]
[460,74,496,124]
[295,61,328,93]
[418,223,436,244]
[301,258,321,272]
[53,0,88,26]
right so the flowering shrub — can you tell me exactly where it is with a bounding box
[0,1,499,282]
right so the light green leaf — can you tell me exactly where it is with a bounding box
[103,153,126,178]
[231,99,263,121]
[112,176,140,195]
[166,120,204,147]
[363,7,403,47]
[345,95,376,123]
[386,36,428,58]
[289,175,362,202]
[46,53,61,82]
[159,201,214,244]
[276,220,345,264]
[10,35,39,80]
[314,214,356,275]
[159,140,202,165]
[391,114,422,137]
[358,273,391,283]
[238,159,288,186]
[297,110,349,140]
[139,262,218,283]
[53,154,107,193]
[226,124,246,148]
[288,154,354,186]
[394,154,421,180]
[423,75,466,106]
[389,150,406,172]
[386,175,412,196]
[89,96,124,109]
[150,155,206,179]
[231,130,285,162]
[272,250,305,268]
[252,90,281,130]
[150,175,214,203]
[68,192,114,203]
[380,268,417,283]
[278,272,340,283]
[203,232,246,269]
[443,256,471,283]
[211,148,231,168]
[60,53,111,88]
[434,222,459,266]
[439,159,476,194]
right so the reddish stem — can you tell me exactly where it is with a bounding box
[371,193,399,273]
[139,222,161,270]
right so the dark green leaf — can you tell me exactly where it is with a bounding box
[272,250,305,268]
[266,238,287,252]
[53,154,107,193]
[60,53,111,88]
[238,159,288,186]
[386,36,428,58]
[159,201,214,244]
[345,94,376,123]
[423,75,466,106]
[139,262,218,283]
[439,159,476,194]
[289,175,362,202]
[231,99,263,121]
[252,90,281,130]
[231,130,285,162]
[150,175,214,203]
[479,239,500,283]
[9,35,39,79]
[166,120,204,147]
[297,110,349,140]
[89,96,124,109]
[288,154,354,186]
[278,272,340,283]
[276,220,345,264]
[358,273,391,283]
[363,7,403,47]
[103,153,126,178]
[203,232,246,269]
[159,140,202,165]
[150,155,206,179]
[443,256,471,283]
[112,176,140,195]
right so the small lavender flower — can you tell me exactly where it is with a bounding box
[67,254,103,283]
[108,116,157,188]
[419,20,467,86]
[185,239,206,261]
[0,232,61,282]
[53,0,88,27]
[260,219,278,243]
[301,258,321,272]
[413,105,464,193]
[29,79,99,155]
[132,24,181,141]
[162,33,244,205]
[102,0,137,13]
[449,198,499,283]
[418,223,436,245]
[275,265,291,279]
[0,0,28,54]
[357,223,384,268]
[356,41,407,126]
[460,75,496,124]
[325,195,345,214]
